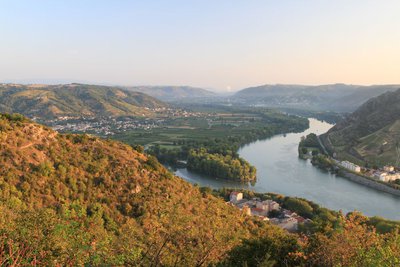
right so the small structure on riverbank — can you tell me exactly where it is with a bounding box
[340,161,361,173]
[229,191,243,203]
[374,171,400,182]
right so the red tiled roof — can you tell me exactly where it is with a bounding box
[295,216,306,223]
[251,208,265,213]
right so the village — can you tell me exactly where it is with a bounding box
[335,160,400,183]
[42,116,163,136]
[34,107,205,136]
[228,191,311,232]
[300,134,400,185]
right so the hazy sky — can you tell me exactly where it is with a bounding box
[1,1,399,91]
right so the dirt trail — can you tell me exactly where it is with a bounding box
[19,142,34,149]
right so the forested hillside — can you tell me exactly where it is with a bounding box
[0,84,166,119]
[0,113,289,265]
[0,114,399,266]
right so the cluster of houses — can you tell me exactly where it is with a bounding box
[50,117,161,136]
[338,160,400,183]
[229,192,310,232]
[373,165,400,182]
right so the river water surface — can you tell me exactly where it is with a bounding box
[176,118,400,220]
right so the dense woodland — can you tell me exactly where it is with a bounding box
[187,148,257,182]
[0,114,399,266]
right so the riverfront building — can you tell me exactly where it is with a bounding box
[340,161,361,173]
[229,192,243,203]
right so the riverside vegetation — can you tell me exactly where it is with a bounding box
[0,113,399,266]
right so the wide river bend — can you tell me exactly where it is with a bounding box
[176,118,400,220]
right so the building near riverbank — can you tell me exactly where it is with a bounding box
[340,161,361,173]
[384,166,395,172]
[228,192,310,231]
[229,192,243,203]
[256,200,280,212]
[374,171,400,182]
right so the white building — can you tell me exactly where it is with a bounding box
[251,207,268,217]
[255,200,280,213]
[376,172,400,182]
[384,166,395,172]
[280,217,298,231]
[230,192,243,203]
[340,161,361,173]
[269,201,280,211]
[270,216,298,231]
[256,200,270,211]
[374,172,388,181]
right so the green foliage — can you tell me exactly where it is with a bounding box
[187,148,256,182]
[368,216,400,234]
[302,133,320,148]
[303,213,400,266]
[283,198,314,218]
[311,154,334,170]
[298,133,322,158]
[221,231,301,267]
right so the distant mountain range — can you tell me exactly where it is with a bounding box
[1,83,399,118]
[232,84,400,112]
[321,89,400,167]
[0,83,166,119]
[123,86,216,102]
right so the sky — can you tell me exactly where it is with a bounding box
[1,0,399,91]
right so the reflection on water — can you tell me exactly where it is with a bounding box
[176,118,400,220]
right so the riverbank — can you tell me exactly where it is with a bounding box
[309,154,400,197]
[337,169,400,197]
[299,134,400,197]
[179,118,400,220]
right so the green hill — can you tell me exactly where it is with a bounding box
[0,114,289,265]
[321,88,400,167]
[0,83,166,119]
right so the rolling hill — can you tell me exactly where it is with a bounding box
[321,88,400,167]
[0,113,276,265]
[124,86,217,102]
[233,84,400,112]
[0,83,166,119]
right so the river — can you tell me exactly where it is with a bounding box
[176,118,400,220]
